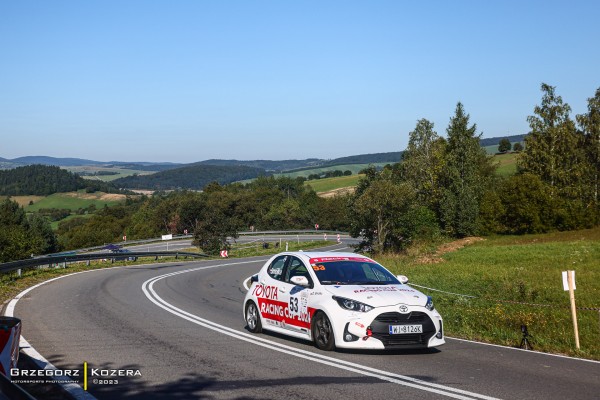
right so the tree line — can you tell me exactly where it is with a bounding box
[52,176,350,254]
[0,165,120,196]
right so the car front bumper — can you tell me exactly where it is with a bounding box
[333,306,445,350]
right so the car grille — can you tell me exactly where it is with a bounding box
[370,312,436,347]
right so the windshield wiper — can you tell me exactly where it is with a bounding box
[320,280,347,285]
[351,281,392,285]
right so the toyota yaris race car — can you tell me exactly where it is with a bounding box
[243,252,444,351]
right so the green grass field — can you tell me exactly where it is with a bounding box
[492,152,518,176]
[376,228,600,360]
[305,174,362,193]
[24,191,126,212]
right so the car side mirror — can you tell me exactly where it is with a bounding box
[250,274,259,283]
[290,276,310,287]
[397,275,409,284]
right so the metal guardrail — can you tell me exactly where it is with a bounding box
[0,252,208,276]
[2,231,351,275]
[44,230,350,256]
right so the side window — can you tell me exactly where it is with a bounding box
[285,257,312,286]
[267,256,287,281]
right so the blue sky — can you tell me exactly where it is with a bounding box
[1,1,599,163]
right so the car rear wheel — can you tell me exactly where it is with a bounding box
[246,301,262,333]
[312,312,335,351]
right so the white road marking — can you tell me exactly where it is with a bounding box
[143,264,501,400]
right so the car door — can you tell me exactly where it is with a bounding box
[255,255,289,332]
[279,256,314,337]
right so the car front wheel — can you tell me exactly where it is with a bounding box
[246,301,262,333]
[312,311,335,351]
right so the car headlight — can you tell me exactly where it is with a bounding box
[425,296,435,311]
[332,296,373,312]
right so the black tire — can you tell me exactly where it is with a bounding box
[312,311,335,351]
[245,301,262,333]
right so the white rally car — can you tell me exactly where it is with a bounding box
[243,252,444,351]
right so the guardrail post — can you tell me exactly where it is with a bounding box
[86,260,90,266]
[16,269,21,278]
[175,253,178,259]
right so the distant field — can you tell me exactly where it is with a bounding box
[25,191,127,212]
[305,174,362,193]
[278,163,389,178]
[493,152,518,176]
[63,166,154,182]
[1,195,45,207]
[378,227,600,360]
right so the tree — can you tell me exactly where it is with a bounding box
[193,190,241,254]
[498,174,555,234]
[400,118,446,211]
[518,83,586,200]
[576,87,600,220]
[513,142,524,152]
[351,178,416,253]
[498,138,511,153]
[27,213,59,255]
[439,103,492,237]
[0,199,59,261]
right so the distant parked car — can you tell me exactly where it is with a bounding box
[243,251,444,351]
[110,248,137,261]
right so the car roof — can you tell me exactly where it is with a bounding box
[283,251,373,262]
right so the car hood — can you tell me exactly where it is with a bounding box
[323,284,428,307]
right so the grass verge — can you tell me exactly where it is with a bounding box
[376,227,600,360]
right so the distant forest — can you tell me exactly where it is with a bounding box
[322,152,403,167]
[479,134,526,147]
[112,164,268,190]
[195,158,323,172]
[0,165,118,196]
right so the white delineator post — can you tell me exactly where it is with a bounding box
[563,270,580,349]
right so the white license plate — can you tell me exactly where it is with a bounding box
[389,324,423,334]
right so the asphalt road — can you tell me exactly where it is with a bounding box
[12,243,600,400]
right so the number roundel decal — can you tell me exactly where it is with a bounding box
[289,297,299,313]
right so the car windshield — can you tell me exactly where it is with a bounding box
[309,257,399,285]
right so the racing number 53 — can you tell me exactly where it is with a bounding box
[289,297,299,313]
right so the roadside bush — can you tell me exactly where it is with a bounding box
[478,189,505,235]
[398,206,441,244]
[499,174,554,234]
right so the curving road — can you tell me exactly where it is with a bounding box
[10,243,600,399]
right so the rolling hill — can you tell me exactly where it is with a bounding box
[112,164,267,190]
